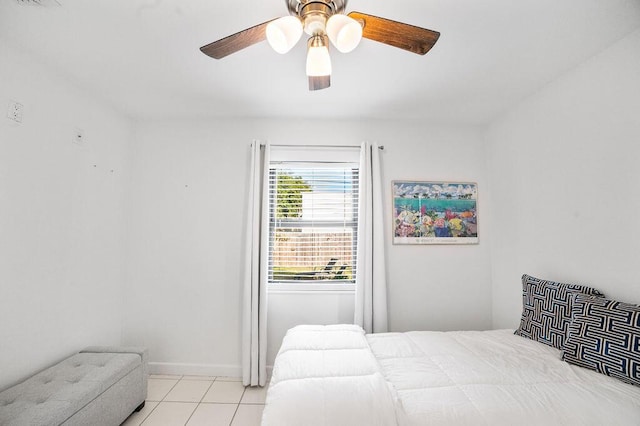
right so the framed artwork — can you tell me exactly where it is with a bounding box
[392,181,478,245]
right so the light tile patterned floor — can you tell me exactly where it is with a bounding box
[121,375,266,426]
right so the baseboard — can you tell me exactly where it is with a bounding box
[148,362,274,380]
[148,362,242,377]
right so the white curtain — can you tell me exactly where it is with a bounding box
[242,141,270,387]
[354,142,388,334]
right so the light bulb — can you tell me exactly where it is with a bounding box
[306,35,332,77]
[266,16,303,54]
[326,14,362,53]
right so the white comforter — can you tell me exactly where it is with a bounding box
[369,329,640,426]
[262,324,400,426]
[263,326,640,426]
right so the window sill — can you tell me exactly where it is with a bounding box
[268,282,356,294]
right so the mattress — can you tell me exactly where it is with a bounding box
[263,326,640,426]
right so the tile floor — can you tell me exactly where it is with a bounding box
[121,375,267,426]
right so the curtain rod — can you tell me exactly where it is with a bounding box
[258,143,384,150]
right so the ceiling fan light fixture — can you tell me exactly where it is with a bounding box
[306,35,332,77]
[266,16,303,54]
[200,1,441,90]
[326,14,362,53]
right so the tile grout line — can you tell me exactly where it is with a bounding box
[183,377,218,425]
[140,376,253,426]
[135,401,158,426]
[229,386,248,426]
[199,376,217,403]
[140,377,182,426]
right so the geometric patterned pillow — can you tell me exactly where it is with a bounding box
[562,294,640,387]
[514,274,604,349]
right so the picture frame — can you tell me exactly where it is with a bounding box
[392,180,478,245]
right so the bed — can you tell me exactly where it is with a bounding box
[262,275,640,425]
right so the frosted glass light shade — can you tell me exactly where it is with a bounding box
[326,14,362,53]
[306,36,332,77]
[266,16,303,54]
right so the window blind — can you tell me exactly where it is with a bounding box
[268,163,359,284]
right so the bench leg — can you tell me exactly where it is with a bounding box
[134,401,145,412]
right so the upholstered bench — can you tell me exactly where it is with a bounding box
[0,346,147,426]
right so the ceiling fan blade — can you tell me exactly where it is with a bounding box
[348,11,439,55]
[200,20,274,59]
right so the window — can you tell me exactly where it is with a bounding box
[268,158,359,290]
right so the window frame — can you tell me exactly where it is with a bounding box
[267,160,359,293]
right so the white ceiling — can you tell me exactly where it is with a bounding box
[1,0,639,124]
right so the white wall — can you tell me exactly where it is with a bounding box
[382,124,492,333]
[0,40,132,390]
[486,29,640,328]
[124,118,492,371]
[267,292,356,364]
[8,27,636,382]
[2,14,636,388]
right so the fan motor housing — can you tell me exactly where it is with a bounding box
[287,0,346,17]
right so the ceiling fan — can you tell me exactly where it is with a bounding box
[200,0,440,91]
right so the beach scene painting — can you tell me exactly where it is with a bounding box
[393,181,478,245]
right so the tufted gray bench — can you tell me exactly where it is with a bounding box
[0,346,147,426]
